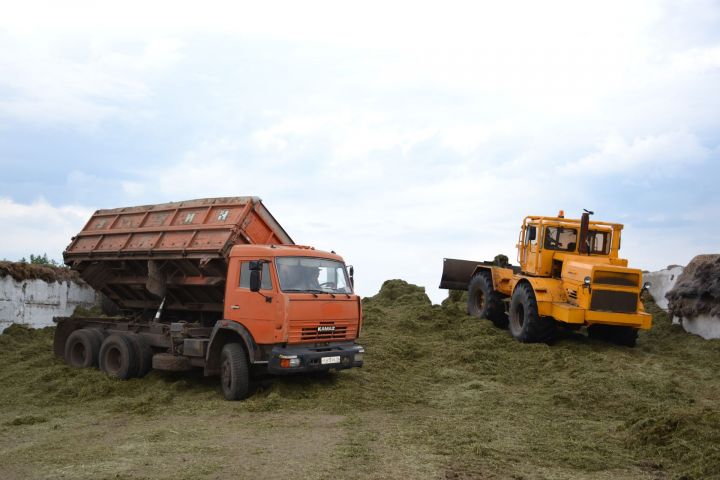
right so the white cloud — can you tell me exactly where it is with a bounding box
[1,0,720,303]
[0,35,184,125]
[671,44,720,73]
[0,198,93,262]
[560,132,713,176]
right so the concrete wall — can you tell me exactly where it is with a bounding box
[643,266,684,311]
[0,275,98,333]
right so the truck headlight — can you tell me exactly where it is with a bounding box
[279,354,300,368]
[354,347,364,363]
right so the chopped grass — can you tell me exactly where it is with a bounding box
[1,280,719,479]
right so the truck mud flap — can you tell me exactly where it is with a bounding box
[439,258,489,290]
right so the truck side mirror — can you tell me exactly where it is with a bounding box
[348,265,354,287]
[528,226,536,242]
[249,260,263,292]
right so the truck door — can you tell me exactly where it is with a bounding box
[224,258,280,344]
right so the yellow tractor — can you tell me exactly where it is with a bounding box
[440,210,652,346]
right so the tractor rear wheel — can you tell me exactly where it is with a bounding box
[467,271,508,329]
[508,283,556,343]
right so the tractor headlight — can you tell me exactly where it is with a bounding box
[583,276,591,287]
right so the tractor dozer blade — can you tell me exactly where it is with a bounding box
[440,258,488,290]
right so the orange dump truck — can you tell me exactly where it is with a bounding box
[53,197,363,400]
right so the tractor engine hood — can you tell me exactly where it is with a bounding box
[562,258,642,289]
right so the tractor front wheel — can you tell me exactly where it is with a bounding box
[508,283,556,343]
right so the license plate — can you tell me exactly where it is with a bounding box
[321,356,341,365]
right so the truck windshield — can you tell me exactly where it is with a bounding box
[276,257,352,294]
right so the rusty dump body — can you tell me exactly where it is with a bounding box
[64,196,293,322]
[55,197,363,400]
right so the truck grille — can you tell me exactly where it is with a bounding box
[590,290,638,313]
[301,324,348,341]
[288,321,356,343]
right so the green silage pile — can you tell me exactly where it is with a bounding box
[1,280,719,479]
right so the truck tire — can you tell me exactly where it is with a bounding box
[467,271,508,329]
[64,329,103,368]
[220,343,250,401]
[508,283,556,343]
[126,333,154,377]
[588,325,638,347]
[99,334,139,380]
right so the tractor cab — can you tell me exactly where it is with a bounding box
[517,210,625,277]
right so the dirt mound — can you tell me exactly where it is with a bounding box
[666,254,720,319]
[0,261,79,284]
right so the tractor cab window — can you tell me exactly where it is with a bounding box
[544,227,578,251]
[525,225,538,245]
[587,230,611,255]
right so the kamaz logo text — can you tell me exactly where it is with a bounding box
[317,326,336,332]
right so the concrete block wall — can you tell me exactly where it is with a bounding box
[0,275,98,333]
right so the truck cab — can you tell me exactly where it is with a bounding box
[221,244,363,375]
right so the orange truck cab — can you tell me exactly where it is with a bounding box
[53,197,363,400]
[218,244,363,376]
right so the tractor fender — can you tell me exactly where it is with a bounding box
[471,265,516,297]
[470,265,493,283]
[510,277,565,305]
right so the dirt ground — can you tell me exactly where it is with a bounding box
[1,282,719,479]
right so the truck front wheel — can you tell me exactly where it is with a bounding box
[508,283,556,343]
[220,343,250,400]
[467,271,508,329]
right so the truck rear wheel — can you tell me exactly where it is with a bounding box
[64,329,103,368]
[467,271,508,329]
[99,334,139,380]
[508,283,556,343]
[126,333,154,377]
[220,343,250,400]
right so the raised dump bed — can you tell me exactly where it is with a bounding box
[64,197,293,319]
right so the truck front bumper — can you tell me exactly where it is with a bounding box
[268,343,364,375]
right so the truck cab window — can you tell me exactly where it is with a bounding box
[276,257,352,294]
[239,261,272,290]
[544,227,578,251]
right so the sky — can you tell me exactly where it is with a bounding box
[1,0,719,303]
